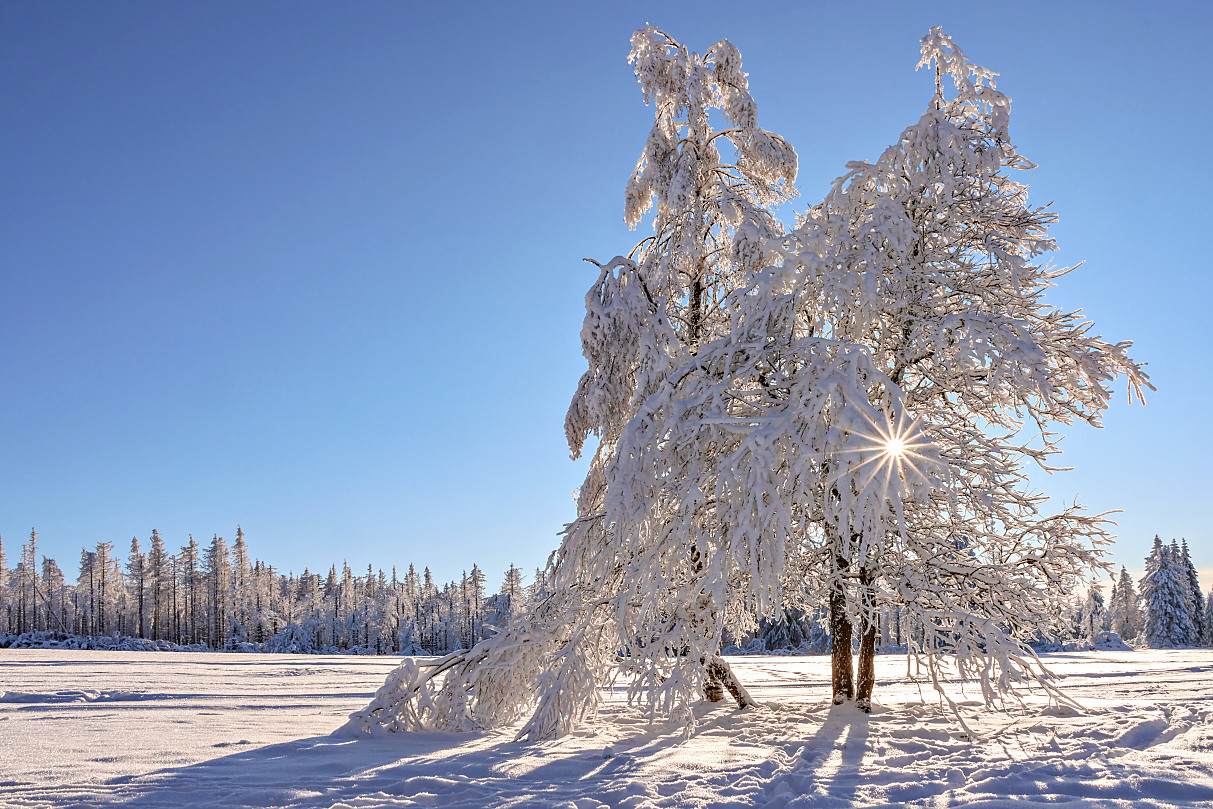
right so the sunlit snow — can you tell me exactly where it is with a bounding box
[2,649,1211,808]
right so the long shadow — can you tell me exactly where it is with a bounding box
[89,701,880,809]
[99,731,511,809]
[764,701,872,803]
[96,723,727,809]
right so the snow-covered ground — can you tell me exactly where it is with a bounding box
[1,650,1210,808]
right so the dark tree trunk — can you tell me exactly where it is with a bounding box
[687,541,756,708]
[703,669,725,702]
[707,655,759,709]
[855,566,877,712]
[856,621,877,712]
[830,580,854,704]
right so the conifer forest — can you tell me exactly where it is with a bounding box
[2,528,1207,655]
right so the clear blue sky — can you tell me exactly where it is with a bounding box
[2,1,1209,592]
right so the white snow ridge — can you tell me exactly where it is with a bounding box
[1,649,1211,808]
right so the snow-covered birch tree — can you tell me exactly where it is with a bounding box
[347,25,796,740]
[345,25,1150,740]
[757,27,1151,710]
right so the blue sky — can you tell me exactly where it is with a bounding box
[2,1,1209,591]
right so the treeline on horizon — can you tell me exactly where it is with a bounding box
[0,529,1209,654]
[0,527,541,653]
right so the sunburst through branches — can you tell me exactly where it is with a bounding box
[841,406,939,507]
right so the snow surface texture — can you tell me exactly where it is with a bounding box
[1,650,1210,808]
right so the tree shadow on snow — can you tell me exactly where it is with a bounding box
[101,730,526,809]
[100,702,880,808]
[99,723,732,809]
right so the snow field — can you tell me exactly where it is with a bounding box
[1,649,1211,808]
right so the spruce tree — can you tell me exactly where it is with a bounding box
[1204,589,1213,647]
[1107,566,1141,641]
[178,537,201,644]
[1081,584,1107,640]
[40,557,66,633]
[127,538,146,638]
[22,529,39,632]
[0,534,8,633]
[148,530,168,640]
[1141,539,1196,648]
[1178,540,1206,644]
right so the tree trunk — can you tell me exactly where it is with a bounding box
[856,621,877,712]
[707,655,759,709]
[855,566,877,712]
[703,669,725,702]
[688,542,756,708]
[830,581,854,704]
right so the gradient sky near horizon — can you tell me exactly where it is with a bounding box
[3,1,1210,592]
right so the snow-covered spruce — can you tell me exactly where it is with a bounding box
[346,26,1149,741]
[2,522,537,657]
[1141,536,1200,648]
[1108,566,1142,642]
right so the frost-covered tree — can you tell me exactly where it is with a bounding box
[755,607,820,652]
[204,535,231,647]
[486,564,526,632]
[229,526,252,642]
[1141,538,1196,648]
[346,25,1147,739]
[127,538,146,638]
[565,23,796,524]
[1080,584,1107,640]
[772,27,1150,708]
[527,566,549,608]
[0,535,8,633]
[1204,589,1213,647]
[501,564,525,617]
[1107,566,1141,642]
[178,537,202,644]
[40,557,68,633]
[148,530,169,640]
[75,549,97,635]
[348,25,794,739]
[20,529,39,632]
[1178,540,1205,644]
[93,541,117,635]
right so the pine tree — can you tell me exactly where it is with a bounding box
[468,564,485,645]
[339,562,355,648]
[527,566,549,608]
